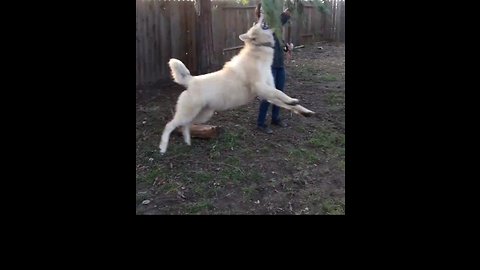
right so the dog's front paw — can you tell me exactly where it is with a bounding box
[159,143,167,155]
[300,110,315,117]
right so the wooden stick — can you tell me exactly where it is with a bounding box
[223,45,244,53]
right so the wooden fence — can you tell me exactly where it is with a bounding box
[136,0,345,88]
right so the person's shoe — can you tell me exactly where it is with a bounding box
[272,120,288,127]
[257,125,273,134]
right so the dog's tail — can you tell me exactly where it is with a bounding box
[168,58,192,87]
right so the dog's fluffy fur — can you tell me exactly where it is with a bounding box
[159,19,314,154]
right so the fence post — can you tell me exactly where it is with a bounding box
[195,0,215,74]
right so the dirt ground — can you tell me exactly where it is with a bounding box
[136,41,345,215]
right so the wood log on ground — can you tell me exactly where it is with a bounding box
[175,124,220,139]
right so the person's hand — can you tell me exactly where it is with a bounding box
[286,43,293,62]
[287,43,294,51]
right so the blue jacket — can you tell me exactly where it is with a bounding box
[272,33,284,68]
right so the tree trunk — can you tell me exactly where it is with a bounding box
[195,0,215,74]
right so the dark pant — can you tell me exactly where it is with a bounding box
[257,67,286,127]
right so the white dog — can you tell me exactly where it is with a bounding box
[159,16,314,154]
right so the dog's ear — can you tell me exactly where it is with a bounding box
[239,33,250,41]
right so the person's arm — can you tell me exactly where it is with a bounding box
[280,9,292,52]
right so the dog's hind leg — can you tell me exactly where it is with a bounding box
[178,108,214,147]
[160,116,199,154]
[182,124,191,145]
[159,119,180,154]
[177,108,214,146]
[159,94,203,154]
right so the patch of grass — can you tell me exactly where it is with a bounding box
[160,182,181,194]
[166,143,191,159]
[183,170,217,197]
[137,143,159,160]
[195,171,213,183]
[294,125,309,134]
[222,131,240,150]
[241,185,259,200]
[257,145,272,154]
[209,143,221,159]
[326,91,345,108]
[185,200,214,214]
[320,74,338,82]
[247,171,263,183]
[294,64,318,77]
[219,166,245,183]
[288,148,305,160]
[239,147,255,159]
[337,159,345,171]
[288,148,320,164]
[304,195,345,215]
[309,128,345,158]
[294,65,339,83]
[141,167,168,184]
[208,131,243,159]
[213,155,249,184]
[322,198,345,215]
[191,183,216,198]
[224,156,241,166]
